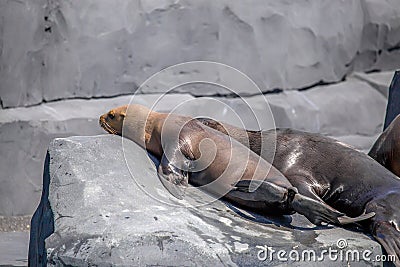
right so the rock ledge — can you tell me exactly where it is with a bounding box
[29,135,383,266]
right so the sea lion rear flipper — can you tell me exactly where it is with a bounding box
[287,176,375,225]
[157,153,189,200]
[337,211,375,225]
[291,194,345,225]
[291,194,375,226]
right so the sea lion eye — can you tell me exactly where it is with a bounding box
[108,113,115,119]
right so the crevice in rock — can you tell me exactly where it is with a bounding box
[0,92,135,110]
[388,44,400,53]
[365,69,382,74]
[0,76,367,110]
[297,79,344,92]
[1,67,396,111]
[192,77,348,99]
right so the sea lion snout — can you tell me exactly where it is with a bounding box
[99,105,128,135]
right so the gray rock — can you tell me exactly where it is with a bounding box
[302,79,387,136]
[1,0,400,108]
[351,71,395,97]
[213,79,387,137]
[0,232,29,266]
[0,0,47,108]
[0,94,194,216]
[328,134,381,153]
[29,135,383,266]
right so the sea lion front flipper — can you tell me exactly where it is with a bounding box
[231,180,288,203]
[157,153,189,200]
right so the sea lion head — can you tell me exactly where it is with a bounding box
[99,105,127,135]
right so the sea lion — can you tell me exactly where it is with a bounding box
[99,104,370,225]
[383,71,400,130]
[369,115,400,177]
[369,70,400,177]
[197,117,400,263]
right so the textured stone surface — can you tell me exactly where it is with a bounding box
[301,79,387,136]
[329,134,381,153]
[0,94,194,216]
[29,135,383,266]
[215,79,387,137]
[1,0,400,108]
[0,232,29,266]
[0,216,31,232]
[351,71,395,97]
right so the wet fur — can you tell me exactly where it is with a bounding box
[197,118,400,264]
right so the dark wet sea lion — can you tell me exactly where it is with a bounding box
[99,105,371,226]
[370,71,400,177]
[383,71,400,130]
[369,115,400,177]
[197,117,400,264]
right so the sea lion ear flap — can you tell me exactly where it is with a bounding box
[157,153,189,200]
[120,111,126,117]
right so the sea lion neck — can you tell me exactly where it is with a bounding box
[122,104,165,157]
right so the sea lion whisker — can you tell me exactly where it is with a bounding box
[101,120,119,135]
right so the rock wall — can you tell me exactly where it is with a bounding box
[0,0,399,216]
[1,0,400,108]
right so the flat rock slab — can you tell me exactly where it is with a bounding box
[351,71,395,97]
[215,78,387,136]
[29,135,384,266]
[0,232,29,266]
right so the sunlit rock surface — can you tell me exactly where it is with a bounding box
[351,71,395,97]
[29,135,383,266]
[1,0,399,108]
[217,79,386,136]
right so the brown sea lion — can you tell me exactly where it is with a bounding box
[369,115,400,177]
[99,104,371,226]
[197,117,400,264]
